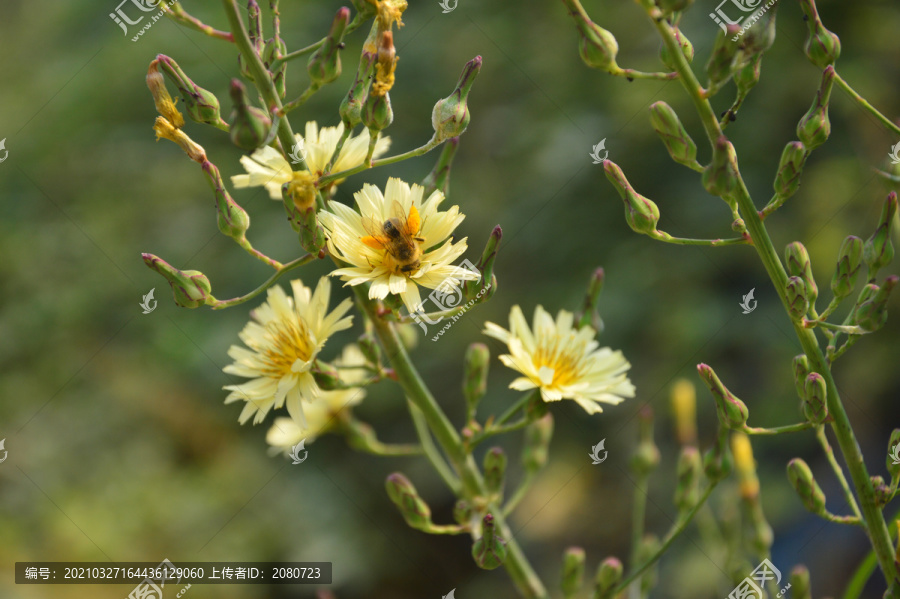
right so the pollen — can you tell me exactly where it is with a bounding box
[258,318,315,377]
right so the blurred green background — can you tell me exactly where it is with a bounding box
[2,0,900,597]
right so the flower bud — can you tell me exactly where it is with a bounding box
[522,414,553,473]
[357,333,381,368]
[141,253,214,308]
[797,66,835,151]
[421,136,460,198]
[674,446,701,512]
[798,0,841,68]
[308,7,350,87]
[463,343,490,415]
[472,513,507,570]
[593,557,623,599]
[863,191,898,277]
[854,275,898,332]
[156,54,227,128]
[560,547,585,597]
[706,25,741,89]
[341,51,376,128]
[787,458,826,516]
[561,0,619,72]
[385,472,433,531]
[351,0,377,19]
[483,447,507,498]
[575,267,606,333]
[604,160,661,236]
[872,475,891,507]
[153,117,206,163]
[635,535,661,594]
[731,432,759,500]
[802,372,828,424]
[202,161,250,241]
[463,225,501,301]
[671,379,697,446]
[785,276,810,320]
[738,8,776,58]
[734,54,762,97]
[370,31,397,98]
[702,136,739,199]
[792,354,810,403]
[785,241,818,308]
[659,26,693,71]
[772,141,808,201]
[453,499,473,527]
[362,91,393,134]
[311,360,342,391]
[147,59,184,128]
[697,363,748,429]
[228,80,271,152]
[649,102,698,169]
[525,390,550,421]
[887,429,900,479]
[703,433,733,482]
[831,235,863,299]
[791,565,812,599]
[631,407,660,476]
[431,56,482,142]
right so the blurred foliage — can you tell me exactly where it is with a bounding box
[1,0,900,597]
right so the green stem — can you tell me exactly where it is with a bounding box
[279,84,320,116]
[652,232,749,246]
[269,12,367,72]
[164,2,235,42]
[742,422,815,435]
[653,14,899,586]
[407,399,462,495]
[816,425,863,519]
[629,475,649,599]
[495,392,536,427]
[356,287,549,598]
[833,71,900,137]
[467,419,530,451]
[317,137,443,188]
[221,0,304,169]
[503,471,536,516]
[237,237,282,269]
[806,320,867,335]
[325,125,354,173]
[211,253,316,309]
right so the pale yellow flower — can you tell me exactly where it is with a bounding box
[265,344,370,452]
[319,177,478,314]
[483,305,635,414]
[223,277,354,426]
[230,121,391,198]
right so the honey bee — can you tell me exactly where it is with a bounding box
[361,201,426,273]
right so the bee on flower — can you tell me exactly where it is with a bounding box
[483,305,635,414]
[319,177,478,314]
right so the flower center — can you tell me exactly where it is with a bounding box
[533,338,583,387]
[260,317,314,377]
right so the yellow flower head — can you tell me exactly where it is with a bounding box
[376,0,407,31]
[153,117,205,163]
[147,59,184,128]
[319,177,478,314]
[223,277,354,427]
[483,305,635,414]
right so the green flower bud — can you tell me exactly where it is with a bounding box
[472,513,507,570]
[341,51,376,128]
[863,191,898,277]
[351,0,377,19]
[157,54,227,128]
[702,136,740,199]
[785,276,810,320]
[872,475,891,507]
[604,160,661,236]
[247,0,263,54]
[483,447,507,498]
[463,343,490,416]
[674,446,701,512]
[463,225,501,301]
[525,389,550,421]
[798,0,841,68]
[357,333,381,368]
[854,275,898,332]
[697,363,749,429]
[702,434,733,482]
[343,418,383,452]
[561,0,619,72]
[141,254,214,308]
[385,472,433,531]
[803,372,829,424]
[592,557,623,599]
[797,66,834,151]
[706,25,741,89]
[308,7,350,87]
[421,136,460,198]
[737,8,777,58]
[636,535,661,594]
[453,499,473,527]
[785,241,818,308]
[523,414,553,473]
[560,547,586,597]
[575,267,605,333]
[311,360,342,391]
[792,354,810,403]
[887,429,900,479]
[631,407,660,476]
[298,206,326,255]
[362,91,393,133]
[831,235,863,299]
[201,161,250,241]
[773,141,808,201]
[228,80,271,152]
[659,26,693,71]
[263,37,289,98]
[734,54,762,97]
[431,56,482,142]
[790,565,811,599]
[787,458,826,516]
[649,102,698,168]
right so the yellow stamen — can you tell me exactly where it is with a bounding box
[259,318,314,377]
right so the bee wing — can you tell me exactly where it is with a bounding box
[360,215,391,250]
[390,200,421,237]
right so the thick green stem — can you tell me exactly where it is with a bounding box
[651,16,898,586]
